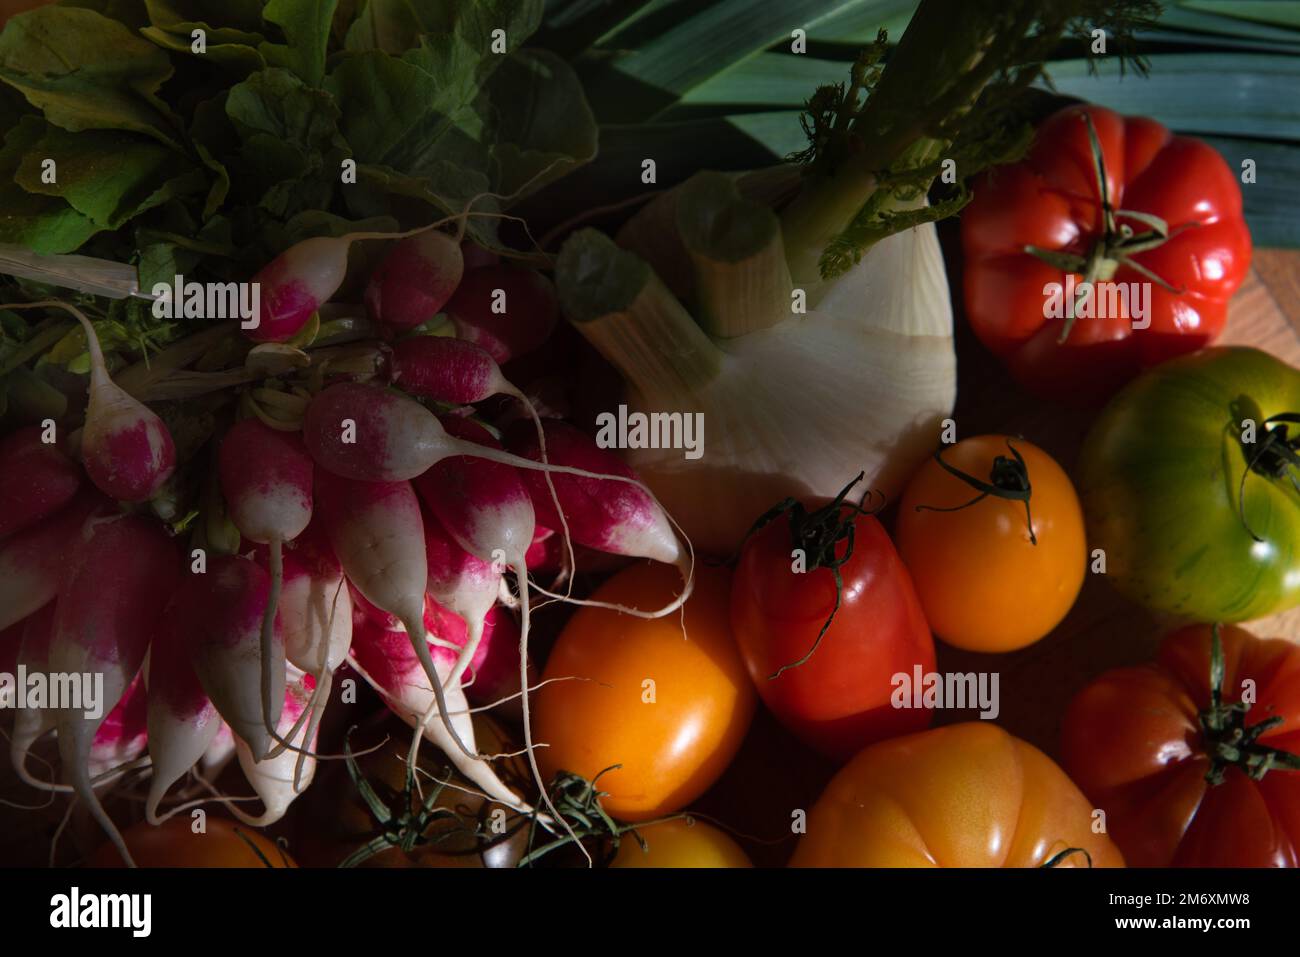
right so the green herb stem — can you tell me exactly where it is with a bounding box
[781,0,1159,283]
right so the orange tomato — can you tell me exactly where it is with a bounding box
[534,562,755,821]
[896,435,1085,652]
[89,816,296,867]
[610,818,752,868]
[791,723,1123,867]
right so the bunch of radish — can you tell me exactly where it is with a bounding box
[0,226,693,865]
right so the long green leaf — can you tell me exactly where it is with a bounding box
[681,52,864,108]
[1136,27,1300,53]
[804,0,918,43]
[1041,54,1300,141]
[577,0,883,122]
[1158,5,1300,41]
[1182,1,1300,30]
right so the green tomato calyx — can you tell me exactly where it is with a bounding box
[732,473,883,679]
[1024,110,1194,344]
[1200,625,1300,787]
[1235,412,1300,543]
[914,439,1038,546]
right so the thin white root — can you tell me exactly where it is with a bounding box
[505,385,577,603]
[293,666,332,791]
[70,746,134,867]
[514,562,590,865]
[346,653,534,816]
[403,614,476,778]
[409,611,486,769]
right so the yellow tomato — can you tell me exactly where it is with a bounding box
[611,818,752,868]
[791,723,1123,867]
[896,435,1085,652]
[534,562,755,821]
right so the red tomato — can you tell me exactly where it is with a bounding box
[962,104,1251,402]
[1061,624,1300,866]
[730,499,935,762]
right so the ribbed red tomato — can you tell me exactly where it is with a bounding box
[1061,624,1300,866]
[962,104,1251,401]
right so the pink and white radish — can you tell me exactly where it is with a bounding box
[227,667,318,826]
[0,300,175,501]
[303,381,682,503]
[348,585,517,700]
[251,530,351,788]
[390,335,520,407]
[0,487,107,632]
[86,671,149,784]
[245,236,353,344]
[347,601,528,812]
[504,418,685,568]
[49,514,178,866]
[311,468,472,759]
[418,503,500,683]
[365,229,464,332]
[388,336,575,580]
[413,416,532,693]
[279,522,352,685]
[443,264,558,364]
[427,598,528,718]
[303,382,445,481]
[217,418,313,741]
[411,415,569,819]
[0,425,82,539]
[11,607,150,795]
[185,555,285,764]
[303,380,692,830]
[247,222,471,344]
[144,587,223,822]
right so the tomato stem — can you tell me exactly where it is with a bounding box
[1040,846,1093,868]
[732,473,884,678]
[1235,412,1300,543]
[1199,625,1300,786]
[1024,111,1191,344]
[337,727,503,868]
[914,439,1037,545]
[517,766,691,867]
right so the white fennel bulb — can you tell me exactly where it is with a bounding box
[557,202,955,555]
